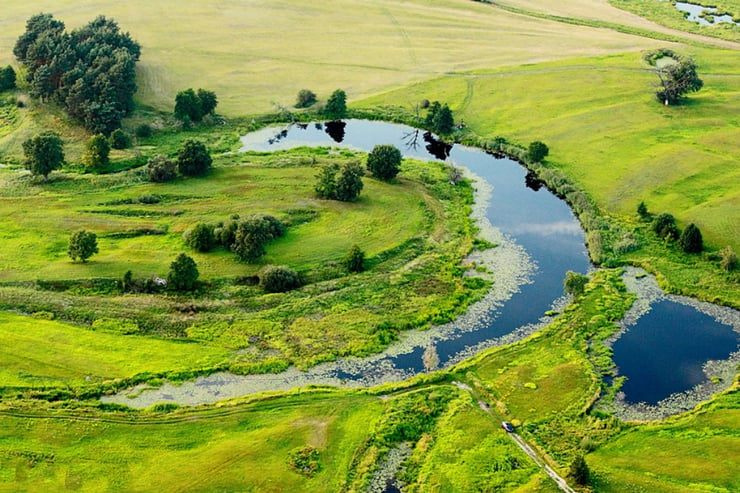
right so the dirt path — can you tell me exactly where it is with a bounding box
[509,432,577,493]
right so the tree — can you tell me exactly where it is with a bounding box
[231,214,285,262]
[637,201,649,220]
[174,88,202,123]
[432,104,454,135]
[68,229,98,262]
[168,253,199,291]
[109,129,130,149]
[22,131,65,180]
[527,141,549,163]
[82,134,110,169]
[654,54,703,105]
[0,65,16,91]
[343,244,365,273]
[334,161,364,201]
[295,89,317,108]
[564,271,588,297]
[177,139,212,177]
[422,345,440,372]
[315,163,339,199]
[568,455,590,486]
[652,213,679,241]
[260,265,302,293]
[367,144,402,181]
[325,89,347,118]
[197,89,218,116]
[183,223,216,252]
[719,246,737,272]
[147,155,177,182]
[679,223,703,253]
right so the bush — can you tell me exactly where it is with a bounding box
[183,223,216,252]
[177,139,212,177]
[564,271,588,297]
[168,254,199,291]
[295,89,317,108]
[81,134,110,169]
[527,141,549,162]
[343,244,365,273]
[288,446,320,477]
[260,265,302,293]
[135,124,152,138]
[109,129,130,149]
[367,144,402,181]
[231,214,286,261]
[637,200,649,219]
[146,155,177,182]
[719,246,737,271]
[652,213,679,241]
[679,223,703,253]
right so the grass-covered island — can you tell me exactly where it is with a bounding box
[0,0,738,491]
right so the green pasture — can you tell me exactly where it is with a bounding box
[588,387,740,492]
[359,48,740,254]
[0,311,231,388]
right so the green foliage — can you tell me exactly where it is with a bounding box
[176,139,212,176]
[568,455,590,486]
[425,101,454,135]
[288,446,321,477]
[174,88,217,122]
[645,49,703,105]
[167,253,199,291]
[314,163,339,199]
[295,89,317,108]
[146,154,177,182]
[14,13,140,133]
[109,129,130,149]
[343,244,365,273]
[183,223,217,252]
[315,161,364,201]
[0,65,16,91]
[527,140,549,162]
[91,317,140,335]
[637,200,649,219]
[232,214,286,261]
[81,134,110,169]
[67,229,98,263]
[679,223,703,253]
[260,265,302,293]
[22,131,65,180]
[197,88,218,116]
[652,212,679,241]
[564,270,588,297]
[367,144,402,181]
[719,246,737,272]
[135,123,152,138]
[325,89,347,118]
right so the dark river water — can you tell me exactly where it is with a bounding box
[102,120,739,409]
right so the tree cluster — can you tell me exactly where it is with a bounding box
[314,162,364,201]
[0,66,16,91]
[174,88,218,124]
[424,101,454,135]
[14,14,141,134]
[367,144,402,181]
[651,211,703,253]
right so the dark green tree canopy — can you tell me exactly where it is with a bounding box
[564,271,588,297]
[425,101,454,135]
[334,161,365,202]
[260,265,302,293]
[367,144,402,181]
[231,214,286,262]
[527,141,549,163]
[168,253,199,291]
[184,223,217,252]
[296,89,317,108]
[109,129,130,150]
[177,139,212,177]
[652,213,679,241]
[315,163,339,200]
[14,14,140,134]
[343,244,365,273]
[68,229,98,262]
[325,89,347,118]
[22,131,65,180]
[646,49,703,105]
[0,66,17,91]
[679,223,703,253]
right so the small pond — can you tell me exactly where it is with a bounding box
[675,2,738,26]
[103,121,740,413]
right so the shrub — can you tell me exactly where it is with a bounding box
[231,214,285,261]
[146,155,177,182]
[81,134,110,169]
[527,141,549,162]
[367,144,402,181]
[288,446,320,477]
[183,223,216,252]
[637,200,649,219]
[652,213,679,241]
[343,244,365,273]
[135,123,152,138]
[295,89,317,108]
[168,253,199,291]
[564,271,588,297]
[568,455,590,486]
[260,265,302,293]
[109,128,130,149]
[177,139,212,177]
[719,246,737,272]
[679,223,703,253]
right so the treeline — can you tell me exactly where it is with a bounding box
[14,13,140,134]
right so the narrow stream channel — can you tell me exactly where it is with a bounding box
[102,120,739,412]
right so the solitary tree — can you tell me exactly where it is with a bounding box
[197,89,218,116]
[564,271,588,297]
[296,89,317,108]
[315,163,339,199]
[637,201,649,220]
[22,131,65,181]
[168,253,199,291]
[68,229,98,262]
[527,141,549,163]
[343,244,365,273]
[177,139,212,177]
[654,54,703,105]
[0,65,16,91]
[147,155,177,182]
[367,144,402,181]
[109,129,130,150]
[679,223,703,253]
[174,88,203,123]
[325,89,347,118]
[231,214,285,262]
[82,134,110,169]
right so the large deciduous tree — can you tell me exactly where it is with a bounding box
[22,131,65,180]
[68,229,98,262]
[367,144,402,181]
[646,49,703,105]
[325,89,347,119]
[231,214,286,262]
[177,139,212,177]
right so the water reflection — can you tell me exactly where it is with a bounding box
[324,120,346,143]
